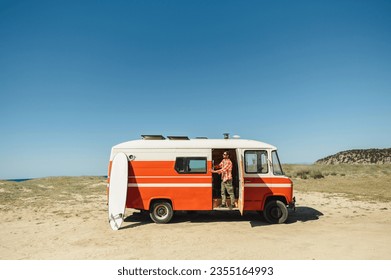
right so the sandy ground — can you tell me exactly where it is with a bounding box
[1,190,390,260]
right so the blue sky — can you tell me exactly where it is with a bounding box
[1,0,390,179]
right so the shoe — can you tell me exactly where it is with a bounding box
[219,204,227,208]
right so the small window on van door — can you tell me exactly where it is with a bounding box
[244,151,268,174]
[175,157,207,174]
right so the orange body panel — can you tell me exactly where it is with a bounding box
[243,187,293,210]
[129,161,182,176]
[108,160,294,212]
[123,161,213,210]
[127,187,212,210]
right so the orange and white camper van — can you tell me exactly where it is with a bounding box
[108,134,295,224]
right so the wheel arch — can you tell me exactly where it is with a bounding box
[262,195,288,210]
[148,197,174,210]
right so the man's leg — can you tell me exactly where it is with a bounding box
[221,181,227,206]
[225,180,235,207]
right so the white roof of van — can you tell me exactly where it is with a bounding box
[112,138,277,150]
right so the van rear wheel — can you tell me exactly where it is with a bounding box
[263,200,288,224]
[149,201,173,224]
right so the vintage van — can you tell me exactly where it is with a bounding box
[108,134,295,224]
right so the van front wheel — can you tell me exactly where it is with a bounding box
[263,200,288,224]
[149,201,173,224]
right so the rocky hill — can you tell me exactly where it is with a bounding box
[316,148,391,165]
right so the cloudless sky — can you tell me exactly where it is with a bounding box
[1,0,390,179]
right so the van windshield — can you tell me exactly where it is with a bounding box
[272,150,284,175]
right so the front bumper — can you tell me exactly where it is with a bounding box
[288,196,296,211]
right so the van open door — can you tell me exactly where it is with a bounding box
[238,151,245,215]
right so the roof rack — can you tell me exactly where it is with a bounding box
[141,135,166,140]
[167,136,190,140]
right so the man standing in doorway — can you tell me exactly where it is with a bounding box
[211,151,236,209]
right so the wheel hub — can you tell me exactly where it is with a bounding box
[270,207,282,219]
[156,206,167,217]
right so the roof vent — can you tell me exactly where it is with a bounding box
[141,135,166,140]
[223,133,230,139]
[167,136,190,140]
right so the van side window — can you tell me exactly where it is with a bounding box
[244,150,268,174]
[272,151,284,175]
[175,157,207,174]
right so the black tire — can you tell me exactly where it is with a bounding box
[263,200,288,224]
[149,201,174,224]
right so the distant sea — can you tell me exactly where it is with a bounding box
[5,178,32,182]
[3,176,107,182]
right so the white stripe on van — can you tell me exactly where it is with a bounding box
[128,183,211,188]
[245,183,292,188]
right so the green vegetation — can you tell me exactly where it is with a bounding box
[283,164,391,202]
[0,176,107,210]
